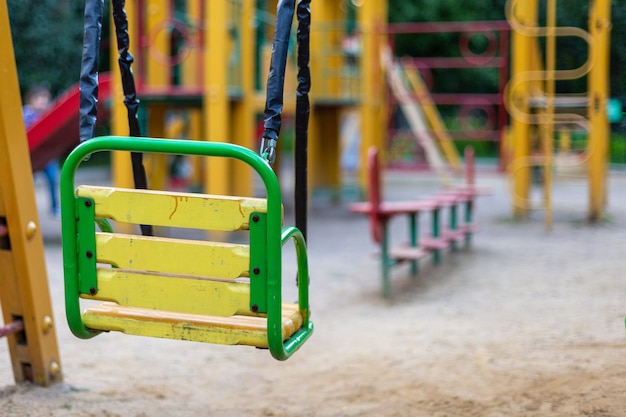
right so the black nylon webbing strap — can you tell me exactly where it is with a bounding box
[111,0,153,236]
[79,0,104,143]
[261,0,311,243]
[295,0,311,242]
[79,0,153,236]
[260,0,296,164]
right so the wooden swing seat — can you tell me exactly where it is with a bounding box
[73,184,302,346]
[63,138,312,361]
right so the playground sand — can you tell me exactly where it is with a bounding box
[1,166,626,416]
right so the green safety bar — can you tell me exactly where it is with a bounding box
[61,136,313,361]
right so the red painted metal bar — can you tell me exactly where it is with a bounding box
[424,94,502,106]
[402,57,508,69]
[387,20,511,34]
[0,320,24,338]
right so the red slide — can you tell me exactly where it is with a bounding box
[27,73,111,171]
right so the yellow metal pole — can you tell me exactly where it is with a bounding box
[308,106,341,192]
[308,0,344,194]
[112,0,138,190]
[205,0,232,196]
[231,0,255,197]
[144,0,170,189]
[587,0,611,222]
[188,109,204,188]
[182,0,202,88]
[508,0,538,219]
[0,1,62,386]
[182,1,203,190]
[146,105,168,190]
[311,0,341,99]
[542,0,557,230]
[358,0,387,193]
[146,0,170,88]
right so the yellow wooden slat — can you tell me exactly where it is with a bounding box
[76,186,271,231]
[96,233,250,278]
[82,269,253,317]
[82,302,304,347]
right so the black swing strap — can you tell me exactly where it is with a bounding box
[79,0,104,143]
[79,0,153,236]
[294,0,311,241]
[260,0,296,164]
[261,0,311,241]
[111,0,153,236]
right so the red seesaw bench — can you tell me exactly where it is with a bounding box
[349,146,490,297]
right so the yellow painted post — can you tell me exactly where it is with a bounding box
[587,0,611,222]
[308,106,341,192]
[180,1,203,190]
[311,1,341,99]
[111,0,138,191]
[231,0,255,197]
[146,0,170,88]
[188,109,204,188]
[145,0,171,189]
[0,1,62,386]
[308,0,344,194]
[542,0,557,230]
[205,0,232,196]
[508,0,538,218]
[146,105,168,190]
[358,0,387,192]
[182,0,202,88]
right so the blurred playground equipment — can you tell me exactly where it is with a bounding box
[504,0,612,228]
[350,146,488,297]
[384,19,511,176]
[106,0,389,200]
[0,1,62,386]
[27,73,111,172]
[24,0,516,197]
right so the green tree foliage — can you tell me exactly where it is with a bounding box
[388,0,508,96]
[8,0,86,98]
[387,0,623,98]
[389,0,507,24]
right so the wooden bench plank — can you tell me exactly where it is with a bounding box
[77,185,273,232]
[96,233,250,278]
[349,200,438,217]
[441,228,466,242]
[459,223,480,234]
[82,269,253,317]
[420,236,450,250]
[388,246,429,261]
[82,302,304,348]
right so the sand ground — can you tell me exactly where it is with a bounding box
[1,164,625,417]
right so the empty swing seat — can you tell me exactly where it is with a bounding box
[61,136,313,360]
